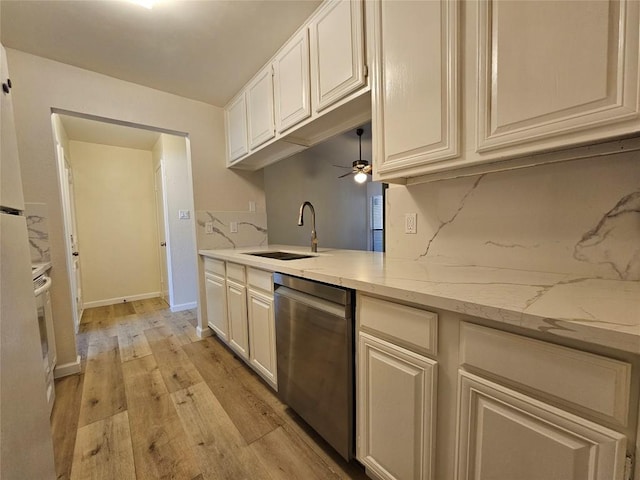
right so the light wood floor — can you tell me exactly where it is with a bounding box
[51,297,368,480]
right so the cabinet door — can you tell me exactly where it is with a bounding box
[310,0,365,112]
[358,332,437,480]
[455,371,627,480]
[226,280,249,360]
[476,0,640,154]
[274,29,311,133]
[0,45,25,210]
[247,66,276,149]
[205,272,228,342]
[225,93,249,163]
[247,289,277,389]
[373,0,459,179]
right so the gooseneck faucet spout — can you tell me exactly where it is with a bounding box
[298,201,318,253]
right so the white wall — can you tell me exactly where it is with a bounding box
[385,153,640,281]
[264,127,374,250]
[69,140,160,306]
[152,134,198,311]
[6,48,265,367]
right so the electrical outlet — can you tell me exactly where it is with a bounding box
[230,221,238,233]
[405,213,417,234]
[205,222,214,234]
[249,201,256,212]
[178,209,190,220]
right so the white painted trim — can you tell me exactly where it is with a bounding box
[54,355,81,378]
[196,325,213,338]
[170,301,197,313]
[83,292,161,309]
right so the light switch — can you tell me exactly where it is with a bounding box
[230,221,238,233]
[178,210,190,220]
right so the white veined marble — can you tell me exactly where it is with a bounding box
[195,210,268,250]
[25,202,50,263]
[385,153,640,281]
[200,245,640,354]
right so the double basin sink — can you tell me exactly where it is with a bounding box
[245,251,316,261]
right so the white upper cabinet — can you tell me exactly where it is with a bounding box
[247,66,276,150]
[274,30,311,133]
[310,0,366,113]
[476,0,640,155]
[372,0,640,183]
[373,0,459,180]
[225,93,249,164]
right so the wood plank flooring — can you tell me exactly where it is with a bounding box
[52,298,368,480]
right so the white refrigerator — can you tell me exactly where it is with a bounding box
[1,44,56,479]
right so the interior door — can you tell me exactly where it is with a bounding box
[154,164,169,304]
[65,158,83,324]
[56,144,82,332]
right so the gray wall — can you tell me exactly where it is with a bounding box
[264,125,375,250]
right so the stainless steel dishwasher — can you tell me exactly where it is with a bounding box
[274,273,354,460]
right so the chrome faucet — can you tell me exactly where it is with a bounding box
[298,201,318,253]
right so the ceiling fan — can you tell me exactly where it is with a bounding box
[335,128,372,183]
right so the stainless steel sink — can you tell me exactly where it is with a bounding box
[244,251,316,261]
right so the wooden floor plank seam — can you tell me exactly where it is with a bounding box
[52,297,367,480]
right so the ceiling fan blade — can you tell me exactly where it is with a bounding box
[338,171,354,178]
[332,164,351,169]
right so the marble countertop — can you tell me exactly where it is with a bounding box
[199,245,640,355]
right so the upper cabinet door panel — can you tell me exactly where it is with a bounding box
[225,93,249,163]
[374,0,459,176]
[247,67,276,150]
[274,30,311,133]
[311,0,366,112]
[477,0,640,153]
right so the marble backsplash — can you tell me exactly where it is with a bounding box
[25,202,51,263]
[196,210,268,250]
[386,153,640,281]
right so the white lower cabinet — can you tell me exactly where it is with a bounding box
[247,288,277,389]
[226,280,249,361]
[358,332,437,480]
[204,272,228,342]
[455,371,627,480]
[202,257,277,390]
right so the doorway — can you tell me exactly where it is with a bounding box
[51,112,198,321]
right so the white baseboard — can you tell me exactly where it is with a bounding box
[170,301,197,313]
[54,355,81,378]
[196,325,213,338]
[83,292,161,309]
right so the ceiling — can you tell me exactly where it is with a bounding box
[59,114,162,151]
[1,0,321,107]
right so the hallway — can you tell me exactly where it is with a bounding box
[51,298,367,479]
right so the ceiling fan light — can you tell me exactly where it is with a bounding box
[354,171,367,183]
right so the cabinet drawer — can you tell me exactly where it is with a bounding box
[460,322,632,426]
[358,294,438,356]
[204,257,225,276]
[226,262,245,283]
[247,267,273,293]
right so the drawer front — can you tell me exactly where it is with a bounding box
[247,267,273,293]
[358,294,438,356]
[460,322,632,426]
[204,257,225,276]
[226,262,246,283]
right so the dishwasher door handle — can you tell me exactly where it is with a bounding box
[274,286,346,318]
